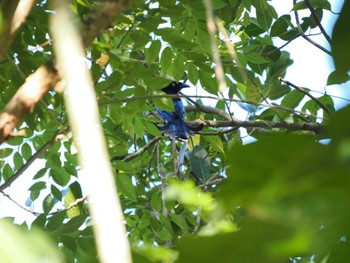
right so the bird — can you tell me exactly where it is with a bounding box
[155,81,203,140]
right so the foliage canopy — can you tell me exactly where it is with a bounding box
[0,0,350,262]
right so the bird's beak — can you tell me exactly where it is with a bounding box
[179,82,190,89]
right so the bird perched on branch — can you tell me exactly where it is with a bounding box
[156,81,203,140]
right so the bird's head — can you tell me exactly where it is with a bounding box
[161,81,190,94]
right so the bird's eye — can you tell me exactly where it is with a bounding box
[172,82,176,86]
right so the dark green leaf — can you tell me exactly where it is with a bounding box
[61,235,77,251]
[245,51,269,64]
[2,163,13,181]
[160,46,173,73]
[21,143,32,160]
[51,184,62,201]
[28,181,47,192]
[46,211,66,231]
[13,152,24,171]
[146,40,161,63]
[116,173,137,201]
[151,191,162,212]
[190,145,211,181]
[292,0,331,11]
[50,168,70,187]
[33,168,48,179]
[169,213,188,229]
[331,1,350,74]
[327,71,350,85]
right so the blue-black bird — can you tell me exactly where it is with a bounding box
[156,81,203,140]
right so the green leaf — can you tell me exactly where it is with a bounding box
[327,70,350,85]
[13,152,24,171]
[77,236,97,256]
[199,71,218,95]
[51,184,62,201]
[190,145,211,182]
[61,235,77,251]
[245,52,269,64]
[160,46,173,73]
[212,0,228,9]
[270,17,289,37]
[126,214,139,227]
[157,228,173,241]
[256,7,272,31]
[21,143,32,160]
[43,194,54,214]
[46,211,66,231]
[116,173,137,201]
[169,213,188,229]
[64,188,81,218]
[151,191,162,212]
[203,135,224,154]
[2,164,13,181]
[331,1,350,74]
[129,31,151,49]
[133,116,145,138]
[28,181,46,192]
[139,214,151,229]
[292,0,331,11]
[187,63,198,84]
[145,40,161,63]
[278,90,305,119]
[142,120,162,137]
[33,168,48,179]
[0,148,13,158]
[159,214,174,234]
[50,168,70,187]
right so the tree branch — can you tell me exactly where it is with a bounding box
[279,77,332,116]
[0,61,59,143]
[0,130,60,192]
[304,0,331,44]
[50,2,131,262]
[0,0,131,144]
[0,0,36,61]
[118,136,161,162]
[293,0,331,56]
[187,119,325,134]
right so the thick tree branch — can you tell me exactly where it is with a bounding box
[187,119,325,134]
[0,0,36,60]
[0,61,59,143]
[0,0,131,144]
[50,2,131,262]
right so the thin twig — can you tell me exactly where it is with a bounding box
[0,191,39,216]
[119,137,161,162]
[304,0,331,44]
[293,0,331,56]
[279,77,332,116]
[0,192,86,216]
[0,130,60,192]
